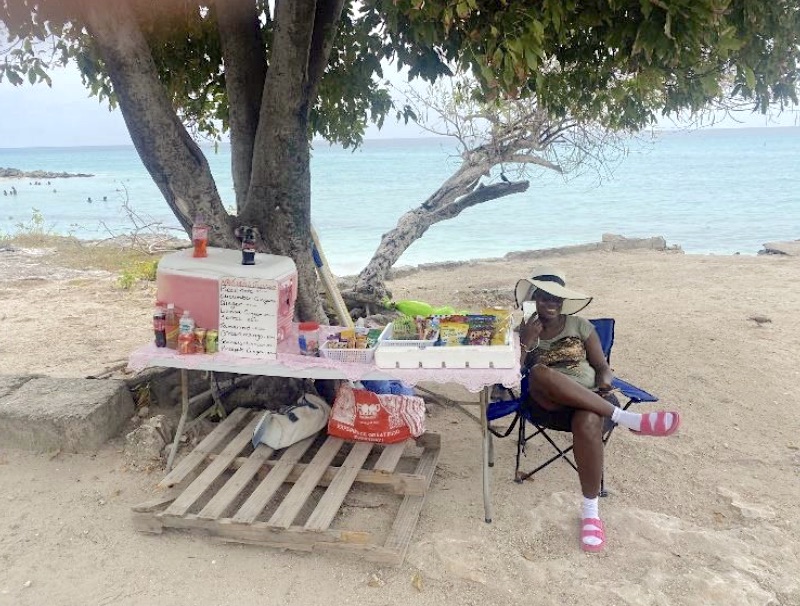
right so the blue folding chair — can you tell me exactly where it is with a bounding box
[486,318,658,496]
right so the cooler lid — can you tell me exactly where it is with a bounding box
[157,247,297,279]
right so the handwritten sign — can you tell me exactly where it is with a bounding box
[218,277,278,358]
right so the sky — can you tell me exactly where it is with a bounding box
[0,63,797,149]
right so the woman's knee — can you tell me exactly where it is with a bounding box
[571,410,603,437]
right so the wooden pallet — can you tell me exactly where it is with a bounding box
[131,408,441,565]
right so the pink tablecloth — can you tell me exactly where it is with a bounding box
[128,337,520,394]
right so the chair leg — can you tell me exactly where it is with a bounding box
[600,472,608,497]
[514,417,526,483]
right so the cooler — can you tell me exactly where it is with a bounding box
[156,247,297,342]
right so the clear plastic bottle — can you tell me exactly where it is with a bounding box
[192,213,209,258]
[178,310,196,354]
[165,303,179,349]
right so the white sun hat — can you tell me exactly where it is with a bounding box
[514,266,593,316]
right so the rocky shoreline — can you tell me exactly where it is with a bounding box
[0,167,93,179]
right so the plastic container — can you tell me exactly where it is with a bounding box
[297,322,320,356]
[155,247,297,340]
[319,325,389,364]
[192,214,209,258]
[374,323,515,369]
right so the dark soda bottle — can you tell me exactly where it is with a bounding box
[153,304,167,347]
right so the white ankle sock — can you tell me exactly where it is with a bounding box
[582,496,599,520]
[611,407,642,431]
[611,408,676,433]
[581,497,602,548]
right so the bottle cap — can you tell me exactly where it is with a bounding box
[298,322,320,331]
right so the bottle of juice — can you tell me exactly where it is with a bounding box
[178,310,196,354]
[165,303,180,349]
[192,213,209,258]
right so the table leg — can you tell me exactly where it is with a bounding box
[166,369,189,472]
[480,386,493,523]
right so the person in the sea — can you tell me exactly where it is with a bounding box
[516,267,681,553]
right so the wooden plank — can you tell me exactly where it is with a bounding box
[158,514,373,547]
[164,415,259,517]
[158,407,250,489]
[197,443,275,520]
[210,452,428,495]
[232,437,315,523]
[372,442,406,473]
[267,437,344,528]
[382,444,440,562]
[131,487,184,513]
[305,442,373,530]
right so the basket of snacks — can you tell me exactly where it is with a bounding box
[374,309,516,369]
[318,325,389,364]
[379,316,439,348]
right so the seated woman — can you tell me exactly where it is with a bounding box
[516,267,680,553]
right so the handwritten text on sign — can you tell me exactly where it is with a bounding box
[219,277,278,358]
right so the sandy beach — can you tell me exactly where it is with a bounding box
[1,244,799,606]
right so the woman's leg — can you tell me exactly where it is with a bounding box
[529,364,615,416]
[571,410,604,497]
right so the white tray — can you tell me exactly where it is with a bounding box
[374,325,516,369]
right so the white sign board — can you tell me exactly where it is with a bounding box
[218,277,278,358]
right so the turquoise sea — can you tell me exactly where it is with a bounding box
[1,127,798,276]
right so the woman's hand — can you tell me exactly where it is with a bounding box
[519,314,543,351]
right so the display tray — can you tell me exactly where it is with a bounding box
[374,323,516,369]
[318,324,390,364]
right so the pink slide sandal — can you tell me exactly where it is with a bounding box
[581,518,605,553]
[631,411,681,437]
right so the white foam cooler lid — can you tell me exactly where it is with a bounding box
[157,246,296,279]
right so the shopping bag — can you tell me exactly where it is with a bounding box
[328,383,426,444]
[252,393,330,450]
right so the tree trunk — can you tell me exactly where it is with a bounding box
[80,0,237,248]
[239,0,345,323]
[215,0,267,211]
[351,164,529,302]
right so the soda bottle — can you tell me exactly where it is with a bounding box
[192,213,209,258]
[178,310,196,354]
[153,303,167,348]
[165,303,179,349]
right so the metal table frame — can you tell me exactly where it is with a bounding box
[130,347,516,523]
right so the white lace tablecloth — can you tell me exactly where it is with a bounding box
[128,330,520,393]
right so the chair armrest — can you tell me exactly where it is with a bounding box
[612,377,658,403]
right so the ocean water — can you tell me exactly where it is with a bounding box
[1,127,798,276]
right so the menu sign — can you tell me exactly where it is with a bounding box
[218,277,278,358]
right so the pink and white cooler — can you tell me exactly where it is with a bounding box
[156,247,297,342]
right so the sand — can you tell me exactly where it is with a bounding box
[1,246,799,606]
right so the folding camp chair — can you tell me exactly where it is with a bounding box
[486,318,658,496]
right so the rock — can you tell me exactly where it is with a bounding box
[0,377,134,452]
[759,240,800,256]
[124,415,174,467]
[730,500,776,520]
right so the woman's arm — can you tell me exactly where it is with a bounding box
[585,331,614,390]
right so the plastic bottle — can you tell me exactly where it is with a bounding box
[178,310,196,354]
[297,321,320,356]
[192,213,209,258]
[153,303,167,348]
[165,303,179,349]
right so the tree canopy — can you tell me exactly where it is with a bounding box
[1,0,798,322]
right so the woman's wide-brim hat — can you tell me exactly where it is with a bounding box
[514,266,593,316]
